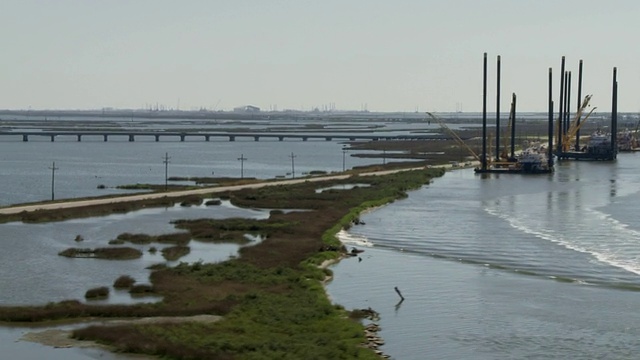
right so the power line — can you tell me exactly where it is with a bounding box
[162,152,170,191]
[49,161,58,201]
[237,154,247,179]
[342,147,347,172]
[289,152,296,179]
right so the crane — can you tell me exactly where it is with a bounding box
[500,93,516,161]
[426,112,481,163]
[561,95,597,152]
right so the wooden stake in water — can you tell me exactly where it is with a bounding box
[394,286,405,302]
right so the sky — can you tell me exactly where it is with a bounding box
[1,0,638,113]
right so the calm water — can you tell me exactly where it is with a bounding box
[0,130,389,358]
[3,118,640,358]
[328,154,640,359]
[0,138,380,206]
[0,199,272,306]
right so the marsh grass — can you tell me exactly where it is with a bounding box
[179,196,202,207]
[161,245,190,261]
[115,232,191,245]
[85,287,109,299]
[171,217,292,245]
[129,284,154,296]
[113,275,136,289]
[0,167,446,359]
[58,247,142,260]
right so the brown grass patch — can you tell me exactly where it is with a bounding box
[58,247,142,260]
[113,275,136,289]
[85,287,109,299]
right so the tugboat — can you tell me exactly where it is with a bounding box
[584,130,614,157]
[617,128,639,152]
[515,147,552,173]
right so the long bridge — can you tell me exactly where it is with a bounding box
[0,131,442,142]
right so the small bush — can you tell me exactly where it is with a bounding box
[161,246,190,261]
[116,233,153,244]
[85,286,109,299]
[129,284,154,295]
[58,247,142,260]
[113,275,136,289]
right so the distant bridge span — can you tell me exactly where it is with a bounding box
[0,131,444,143]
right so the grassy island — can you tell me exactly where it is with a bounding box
[0,166,445,359]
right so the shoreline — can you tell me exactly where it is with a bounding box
[0,167,445,358]
[19,315,223,352]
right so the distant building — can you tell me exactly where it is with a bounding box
[233,105,260,113]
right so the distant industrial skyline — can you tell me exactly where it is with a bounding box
[1,1,638,113]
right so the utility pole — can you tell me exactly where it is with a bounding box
[342,147,347,172]
[237,153,247,178]
[162,152,170,191]
[383,149,386,165]
[289,152,296,178]
[49,161,58,201]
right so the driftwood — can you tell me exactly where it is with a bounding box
[394,286,405,302]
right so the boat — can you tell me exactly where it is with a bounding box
[514,147,552,173]
[617,129,639,152]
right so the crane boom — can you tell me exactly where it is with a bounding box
[561,95,596,152]
[426,112,481,163]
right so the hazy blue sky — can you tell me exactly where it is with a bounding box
[1,0,638,112]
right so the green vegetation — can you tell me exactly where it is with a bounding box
[309,170,328,175]
[115,232,191,245]
[85,286,109,299]
[58,247,142,260]
[168,176,260,187]
[113,275,136,289]
[172,218,294,245]
[0,167,445,359]
[116,183,192,191]
[129,284,154,296]
[161,245,191,261]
